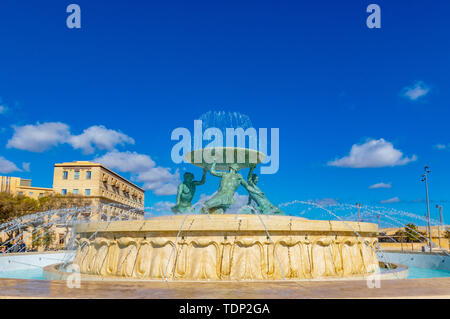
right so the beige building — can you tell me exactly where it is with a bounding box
[1,161,146,251]
[53,161,145,221]
[0,176,53,200]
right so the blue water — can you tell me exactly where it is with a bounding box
[0,266,449,280]
[0,268,46,280]
[406,266,450,279]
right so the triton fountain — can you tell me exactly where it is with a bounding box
[64,147,384,281]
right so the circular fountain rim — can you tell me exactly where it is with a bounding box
[184,147,266,170]
[74,214,379,234]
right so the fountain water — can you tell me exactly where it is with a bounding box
[199,111,253,132]
[0,203,142,257]
[279,200,449,279]
[0,202,143,281]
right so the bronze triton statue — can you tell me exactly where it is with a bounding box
[177,147,280,215]
[171,168,207,214]
[244,164,284,215]
[201,161,249,214]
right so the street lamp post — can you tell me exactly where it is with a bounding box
[421,166,432,252]
[436,205,443,250]
[356,203,361,222]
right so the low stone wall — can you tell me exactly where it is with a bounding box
[0,251,75,271]
[377,251,450,272]
[73,215,379,281]
[380,242,450,252]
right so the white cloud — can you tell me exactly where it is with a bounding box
[7,122,71,152]
[193,193,213,208]
[68,125,134,154]
[146,201,175,212]
[369,182,392,189]
[95,151,180,196]
[401,81,430,101]
[434,144,449,150]
[94,150,154,173]
[0,157,21,174]
[22,162,31,172]
[0,105,7,114]
[380,197,400,204]
[145,201,175,217]
[7,122,134,153]
[137,166,180,196]
[230,193,249,212]
[328,138,417,168]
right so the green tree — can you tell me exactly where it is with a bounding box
[31,229,42,250]
[41,227,56,249]
[37,193,91,211]
[394,223,424,243]
[31,227,56,250]
[0,192,39,224]
[0,192,91,224]
[404,223,423,242]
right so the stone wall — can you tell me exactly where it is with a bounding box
[73,215,379,281]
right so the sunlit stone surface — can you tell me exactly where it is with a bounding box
[73,214,379,281]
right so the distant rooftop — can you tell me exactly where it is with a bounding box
[54,161,144,192]
[54,161,104,167]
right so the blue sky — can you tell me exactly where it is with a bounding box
[0,0,449,226]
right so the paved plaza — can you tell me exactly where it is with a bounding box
[0,277,449,299]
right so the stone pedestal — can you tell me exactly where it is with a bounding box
[73,214,379,281]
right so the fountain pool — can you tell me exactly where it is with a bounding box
[1,250,449,280]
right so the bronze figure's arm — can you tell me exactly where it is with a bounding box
[247,164,256,182]
[240,175,249,189]
[210,162,225,177]
[194,168,208,185]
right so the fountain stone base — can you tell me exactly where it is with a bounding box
[73,214,379,281]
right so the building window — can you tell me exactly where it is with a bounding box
[62,189,67,195]
[86,171,92,180]
[85,189,91,196]
[29,192,33,196]
[74,171,80,180]
[18,192,23,196]
[73,189,79,195]
[63,171,68,180]
[39,193,44,198]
